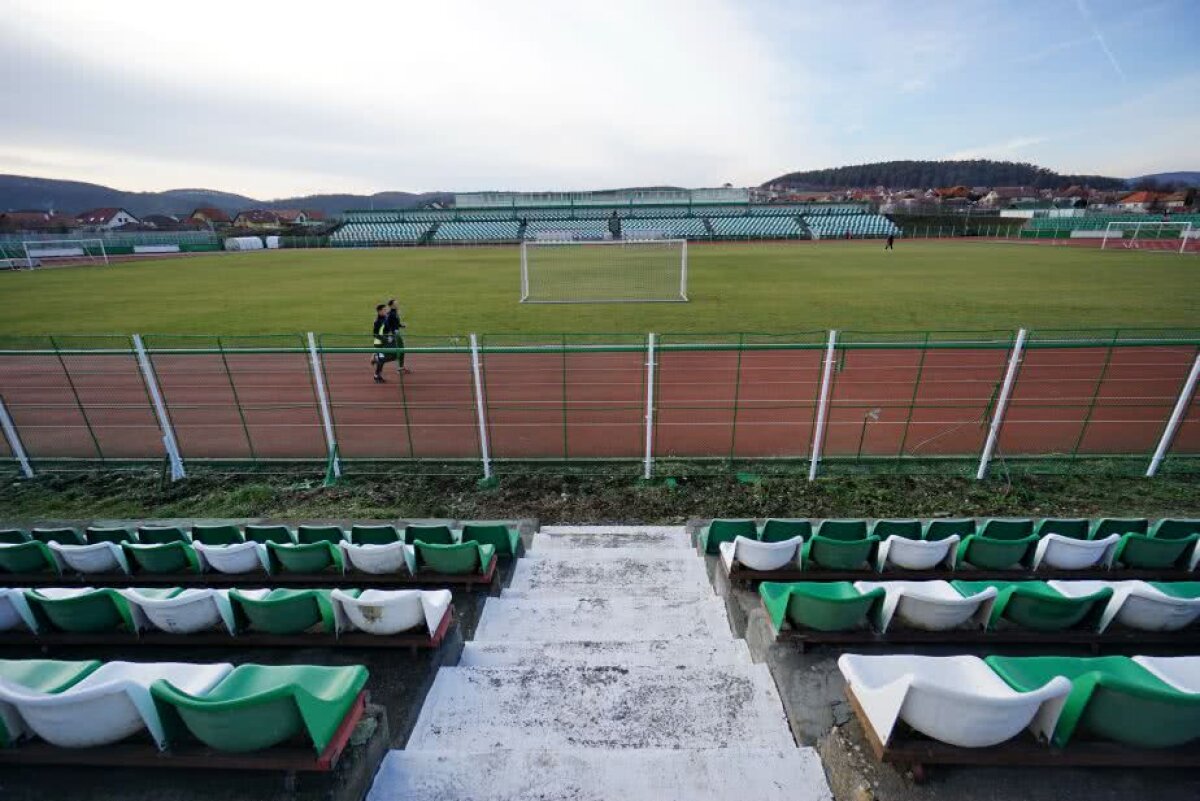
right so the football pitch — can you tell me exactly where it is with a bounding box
[0,240,1195,336]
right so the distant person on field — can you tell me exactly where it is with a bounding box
[386,298,411,375]
[371,303,394,383]
[885,233,895,250]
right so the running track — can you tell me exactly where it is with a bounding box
[1,343,1197,467]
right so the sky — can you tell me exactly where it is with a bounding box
[0,0,1197,198]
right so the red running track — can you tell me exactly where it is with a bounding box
[0,344,1197,464]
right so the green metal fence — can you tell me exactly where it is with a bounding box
[0,329,1197,482]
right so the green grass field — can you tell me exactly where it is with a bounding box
[1,241,1196,336]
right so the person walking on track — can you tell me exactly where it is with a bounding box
[885,233,895,250]
[371,303,394,383]
[386,298,411,375]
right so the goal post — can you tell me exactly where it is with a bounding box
[22,239,110,268]
[519,239,689,303]
[1100,221,1195,253]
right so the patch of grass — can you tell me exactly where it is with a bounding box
[1,469,1197,523]
[0,242,1196,337]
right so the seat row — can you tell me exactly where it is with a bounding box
[1,522,520,553]
[762,580,1200,635]
[0,587,451,638]
[839,654,1199,750]
[0,659,366,754]
[1,534,502,577]
[705,518,1200,572]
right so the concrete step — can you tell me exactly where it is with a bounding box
[406,664,795,751]
[368,747,832,801]
[533,526,691,551]
[474,595,731,643]
[458,639,752,669]
[509,551,709,595]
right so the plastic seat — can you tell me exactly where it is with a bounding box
[49,541,131,574]
[718,536,803,572]
[150,664,368,753]
[954,581,1110,631]
[25,587,147,634]
[191,524,244,546]
[986,655,1200,748]
[1030,530,1119,571]
[229,589,351,634]
[461,523,520,557]
[759,519,812,543]
[760,581,883,632]
[266,541,344,573]
[137,526,189,545]
[697,519,757,555]
[0,659,101,746]
[875,527,958,572]
[1,661,231,749]
[1034,519,1090,540]
[802,531,879,570]
[193,541,270,574]
[84,527,135,545]
[0,530,28,545]
[0,541,62,574]
[925,519,976,541]
[340,541,408,575]
[408,541,494,575]
[297,525,346,545]
[870,520,922,540]
[123,541,201,574]
[405,524,456,546]
[955,523,1038,570]
[817,520,869,541]
[123,588,236,635]
[1091,518,1148,538]
[0,589,38,633]
[838,654,1070,748]
[1131,656,1200,693]
[1111,531,1199,570]
[1051,580,1200,632]
[1151,519,1199,540]
[859,580,996,631]
[245,525,294,545]
[30,528,84,546]
[350,524,402,545]
[331,589,451,635]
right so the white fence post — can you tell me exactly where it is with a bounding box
[976,328,1027,480]
[1147,351,1200,477]
[469,334,493,480]
[306,332,341,479]
[809,330,838,481]
[643,333,657,480]
[0,396,33,478]
[132,334,185,481]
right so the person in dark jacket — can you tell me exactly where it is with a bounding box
[371,303,393,383]
[885,233,895,250]
[386,298,411,374]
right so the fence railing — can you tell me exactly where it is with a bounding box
[0,330,1197,482]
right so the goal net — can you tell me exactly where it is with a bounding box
[1100,222,1196,253]
[520,239,688,303]
[22,239,110,268]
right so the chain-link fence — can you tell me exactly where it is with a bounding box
[1,329,1197,481]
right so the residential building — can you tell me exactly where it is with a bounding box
[76,207,139,229]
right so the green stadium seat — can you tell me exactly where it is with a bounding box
[150,664,368,753]
[697,519,757,555]
[953,581,1111,631]
[802,530,879,570]
[229,588,350,635]
[985,655,1200,748]
[245,525,294,545]
[191,524,244,546]
[137,526,190,545]
[296,525,347,545]
[405,524,456,546]
[84,527,135,545]
[759,519,812,543]
[924,519,976,541]
[817,520,869,541]
[760,581,884,632]
[265,541,344,573]
[461,523,520,557]
[1111,531,1199,569]
[0,542,61,575]
[30,528,84,546]
[955,520,1038,569]
[408,541,494,575]
[1034,519,1090,539]
[1091,518,1149,538]
[1152,519,1200,540]
[870,520,922,540]
[24,588,145,634]
[0,530,28,545]
[124,541,201,574]
[350,524,402,545]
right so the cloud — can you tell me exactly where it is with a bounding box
[1075,0,1126,80]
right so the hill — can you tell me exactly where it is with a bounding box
[763,160,1127,190]
[1129,172,1200,189]
[0,174,452,218]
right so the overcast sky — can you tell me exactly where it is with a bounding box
[1,0,1196,198]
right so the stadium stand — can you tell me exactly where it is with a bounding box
[525,220,609,240]
[804,213,901,239]
[430,220,522,243]
[330,222,431,245]
[1021,213,1200,237]
[621,218,709,239]
[709,215,804,239]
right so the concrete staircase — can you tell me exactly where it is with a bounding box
[367,526,831,801]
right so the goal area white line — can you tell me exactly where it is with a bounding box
[520,238,689,304]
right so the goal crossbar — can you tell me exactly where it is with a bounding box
[520,238,689,304]
[1100,221,1194,254]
